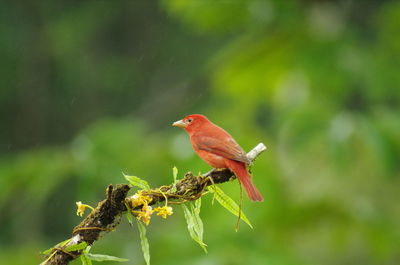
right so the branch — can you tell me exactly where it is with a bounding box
[40,143,267,265]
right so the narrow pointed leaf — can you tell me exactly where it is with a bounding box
[80,254,93,265]
[124,174,150,190]
[182,202,207,253]
[208,185,253,229]
[42,248,54,256]
[171,166,178,192]
[86,253,128,262]
[191,199,204,244]
[42,239,71,255]
[172,166,178,184]
[64,242,88,252]
[125,210,134,226]
[136,220,150,265]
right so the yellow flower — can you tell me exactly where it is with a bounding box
[76,201,85,217]
[136,204,153,225]
[129,192,152,208]
[76,201,94,217]
[154,206,173,219]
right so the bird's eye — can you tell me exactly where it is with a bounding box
[187,118,193,123]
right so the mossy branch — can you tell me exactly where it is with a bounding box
[40,143,267,265]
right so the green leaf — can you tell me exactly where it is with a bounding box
[85,245,92,253]
[208,185,253,229]
[80,254,93,265]
[136,220,150,265]
[86,253,129,262]
[65,242,88,252]
[42,248,54,255]
[192,199,206,249]
[192,199,203,238]
[123,174,150,190]
[171,166,178,192]
[42,239,71,255]
[125,211,134,226]
[182,199,207,253]
[172,166,178,184]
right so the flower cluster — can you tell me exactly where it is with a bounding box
[127,191,153,225]
[127,191,174,225]
[129,191,153,208]
[137,204,153,225]
[154,206,173,219]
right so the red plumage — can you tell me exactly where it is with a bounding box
[173,114,263,202]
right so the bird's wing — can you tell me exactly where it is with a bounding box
[193,135,250,164]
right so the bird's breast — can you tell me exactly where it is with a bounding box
[194,149,227,169]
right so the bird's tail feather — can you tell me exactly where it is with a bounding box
[225,159,264,202]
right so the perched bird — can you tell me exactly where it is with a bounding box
[172,114,263,202]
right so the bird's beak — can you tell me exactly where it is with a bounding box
[172,119,187,128]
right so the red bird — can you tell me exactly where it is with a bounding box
[172,114,263,202]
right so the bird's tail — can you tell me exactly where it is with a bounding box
[224,159,264,202]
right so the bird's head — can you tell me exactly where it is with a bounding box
[172,114,209,133]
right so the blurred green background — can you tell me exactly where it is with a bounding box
[1,0,399,264]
